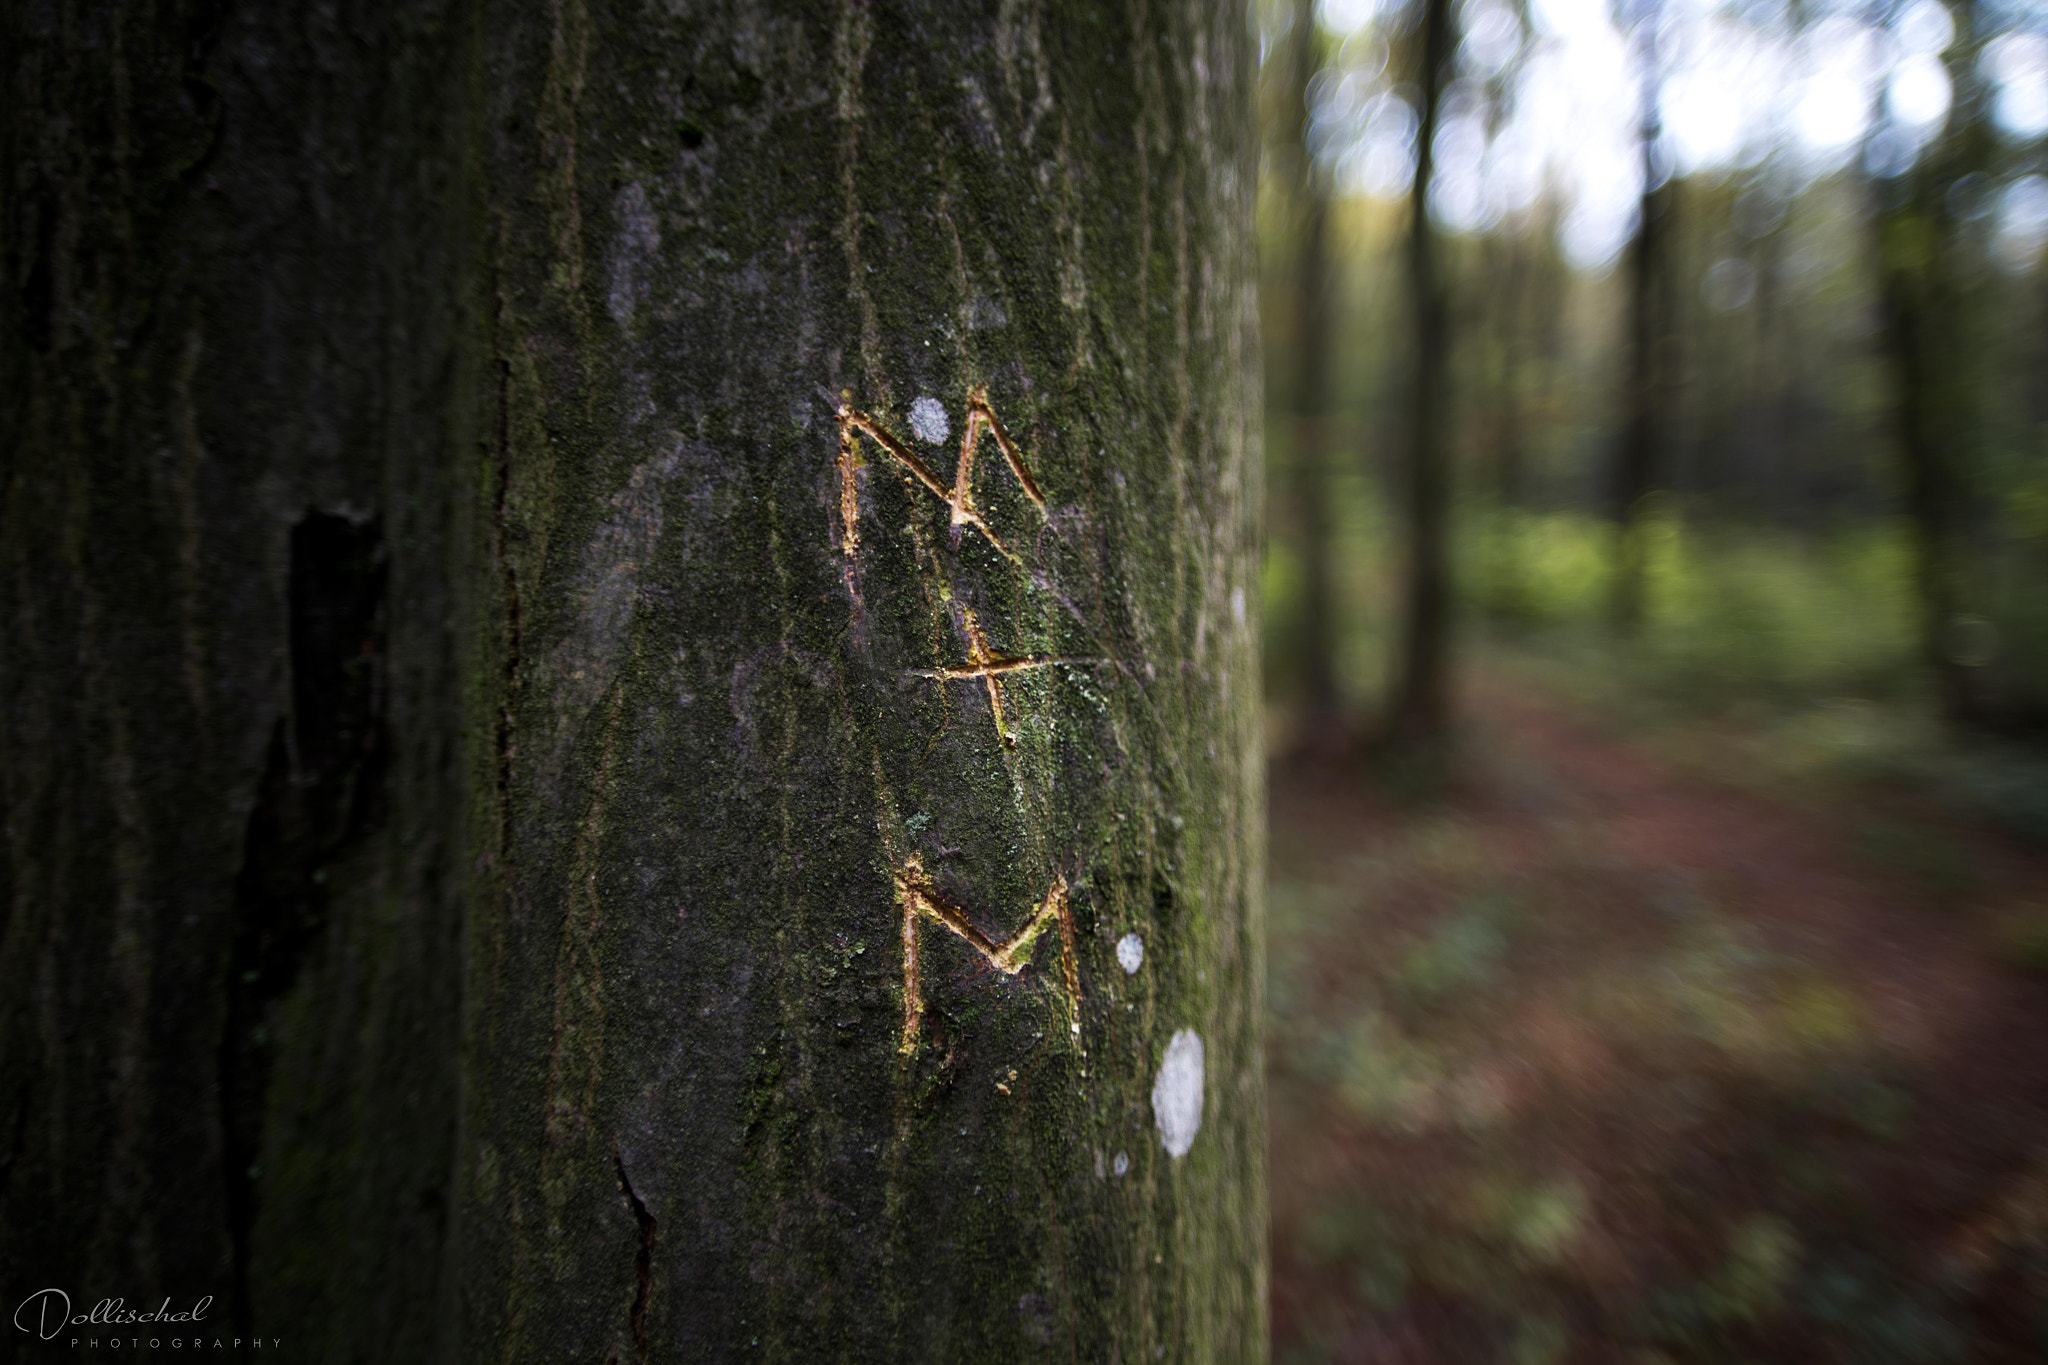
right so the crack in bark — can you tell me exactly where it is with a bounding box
[612,1151,656,1360]
[219,512,386,1334]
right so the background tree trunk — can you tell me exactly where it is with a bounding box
[1479,232,1531,625]
[1609,0,1668,635]
[2,3,1265,1361]
[1277,0,1343,746]
[1871,0,1996,732]
[1383,0,1456,756]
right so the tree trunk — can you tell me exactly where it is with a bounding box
[1870,0,1995,732]
[1877,235,1981,726]
[1383,0,1456,756]
[1278,0,1342,745]
[1,3,1265,1361]
[1480,231,1532,625]
[1867,0,1990,736]
[1609,3,1667,636]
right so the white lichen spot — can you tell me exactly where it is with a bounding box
[1116,932,1144,975]
[909,396,949,445]
[1152,1029,1205,1159]
[1232,585,1246,627]
[1112,1150,1130,1177]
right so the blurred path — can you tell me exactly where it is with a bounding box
[1270,678,2048,1364]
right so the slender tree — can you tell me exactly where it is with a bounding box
[0,3,1265,1359]
[1745,186,1795,513]
[1609,0,1672,633]
[1870,0,1998,729]
[1383,0,1460,754]
[1478,228,1535,621]
[1475,6,1541,626]
[1277,0,1345,747]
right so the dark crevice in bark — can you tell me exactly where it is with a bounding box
[173,0,228,191]
[219,511,387,1333]
[614,1151,656,1360]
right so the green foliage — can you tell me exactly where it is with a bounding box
[1474,507,1921,708]
[1265,465,1950,732]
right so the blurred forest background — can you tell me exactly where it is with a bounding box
[1253,0,2048,1358]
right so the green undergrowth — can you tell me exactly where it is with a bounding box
[1479,511,2048,846]
[1264,498,2048,1356]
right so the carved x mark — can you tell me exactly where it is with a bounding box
[906,608,1093,748]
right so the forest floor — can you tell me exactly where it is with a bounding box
[1267,667,2048,1364]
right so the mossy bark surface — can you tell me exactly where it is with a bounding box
[4,1,477,1358]
[3,3,1263,1360]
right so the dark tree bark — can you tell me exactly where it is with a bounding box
[1746,208,1792,514]
[1,3,1265,1361]
[1609,0,1669,635]
[1277,0,1342,745]
[1878,240,1980,724]
[1870,0,1996,731]
[1383,0,1457,755]
[1475,4,1538,627]
[1479,230,1532,625]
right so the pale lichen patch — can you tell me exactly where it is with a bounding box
[909,395,949,444]
[1153,1029,1204,1159]
[1116,932,1144,975]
